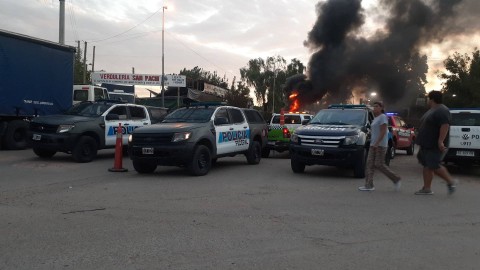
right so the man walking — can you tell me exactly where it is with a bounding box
[415,90,457,195]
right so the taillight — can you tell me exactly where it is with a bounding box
[282,127,291,138]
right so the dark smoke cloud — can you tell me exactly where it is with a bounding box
[289,0,465,108]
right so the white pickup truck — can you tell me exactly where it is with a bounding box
[29,100,168,162]
[444,108,480,166]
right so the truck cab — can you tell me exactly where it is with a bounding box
[72,85,109,105]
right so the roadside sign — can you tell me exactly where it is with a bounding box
[92,72,186,87]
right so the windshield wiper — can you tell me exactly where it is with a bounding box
[324,122,347,125]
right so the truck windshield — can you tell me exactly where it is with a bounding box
[162,108,215,123]
[65,102,112,117]
[309,109,366,126]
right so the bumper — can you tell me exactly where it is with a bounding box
[265,140,290,152]
[289,144,364,167]
[29,131,78,152]
[129,142,196,166]
[443,148,480,164]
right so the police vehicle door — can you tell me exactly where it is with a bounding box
[104,105,136,146]
[127,105,151,140]
[227,107,250,152]
[214,107,234,155]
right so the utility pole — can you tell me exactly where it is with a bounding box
[91,46,95,73]
[83,41,87,84]
[161,6,167,107]
[59,0,65,44]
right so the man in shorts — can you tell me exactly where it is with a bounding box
[415,90,457,195]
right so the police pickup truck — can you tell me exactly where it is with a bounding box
[289,104,374,178]
[29,100,168,162]
[128,103,268,176]
[444,108,480,166]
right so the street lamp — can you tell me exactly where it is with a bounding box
[161,6,167,107]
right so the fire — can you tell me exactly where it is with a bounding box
[288,90,300,112]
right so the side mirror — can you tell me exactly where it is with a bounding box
[301,119,310,125]
[406,123,414,129]
[214,117,229,125]
[106,114,119,121]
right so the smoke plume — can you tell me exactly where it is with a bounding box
[289,0,466,108]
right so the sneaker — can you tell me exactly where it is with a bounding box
[358,186,375,191]
[414,188,434,195]
[393,180,401,191]
[447,179,459,195]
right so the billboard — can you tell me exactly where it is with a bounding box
[91,72,186,87]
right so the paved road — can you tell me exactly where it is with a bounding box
[1,149,479,269]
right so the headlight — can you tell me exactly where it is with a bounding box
[57,124,75,133]
[128,134,133,143]
[343,135,359,145]
[291,133,298,143]
[172,132,192,142]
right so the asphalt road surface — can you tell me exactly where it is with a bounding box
[1,149,479,269]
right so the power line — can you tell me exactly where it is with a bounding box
[88,7,163,43]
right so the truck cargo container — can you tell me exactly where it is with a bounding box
[0,29,75,149]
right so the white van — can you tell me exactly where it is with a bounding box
[73,85,109,105]
[444,108,480,166]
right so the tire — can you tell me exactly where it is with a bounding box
[188,145,211,176]
[261,148,270,158]
[72,136,98,163]
[246,141,262,164]
[291,157,305,173]
[406,141,415,155]
[133,160,157,173]
[389,141,396,159]
[33,147,56,158]
[2,120,29,150]
[353,148,367,178]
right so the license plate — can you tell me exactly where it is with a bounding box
[32,134,41,141]
[142,147,154,154]
[456,150,474,157]
[311,149,324,156]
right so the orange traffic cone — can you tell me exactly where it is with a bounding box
[109,123,128,172]
[280,108,285,126]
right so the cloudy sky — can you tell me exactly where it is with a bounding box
[1,0,479,99]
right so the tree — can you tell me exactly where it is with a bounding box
[73,46,91,84]
[179,66,229,89]
[240,56,305,113]
[440,48,480,107]
[224,77,253,108]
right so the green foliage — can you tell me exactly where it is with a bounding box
[179,66,229,89]
[224,77,253,108]
[73,46,91,84]
[240,56,305,113]
[440,48,480,107]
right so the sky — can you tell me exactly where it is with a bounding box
[1,0,479,100]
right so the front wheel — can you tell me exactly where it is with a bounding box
[291,157,305,173]
[406,141,415,155]
[133,160,157,173]
[72,136,98,163]
[188,145,211,176]
[33,147,56,158]
[246,141,262,164]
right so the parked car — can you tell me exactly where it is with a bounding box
[386,113,416,158]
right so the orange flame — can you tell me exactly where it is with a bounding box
[288,90,300,112]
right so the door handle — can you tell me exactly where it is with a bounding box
[229,127,234,131]
[123,123,130,126]
[461,128,470,132]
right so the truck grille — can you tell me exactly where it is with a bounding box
[133,133,173,145]
[299,135,344,148]
[30,122,58,134]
